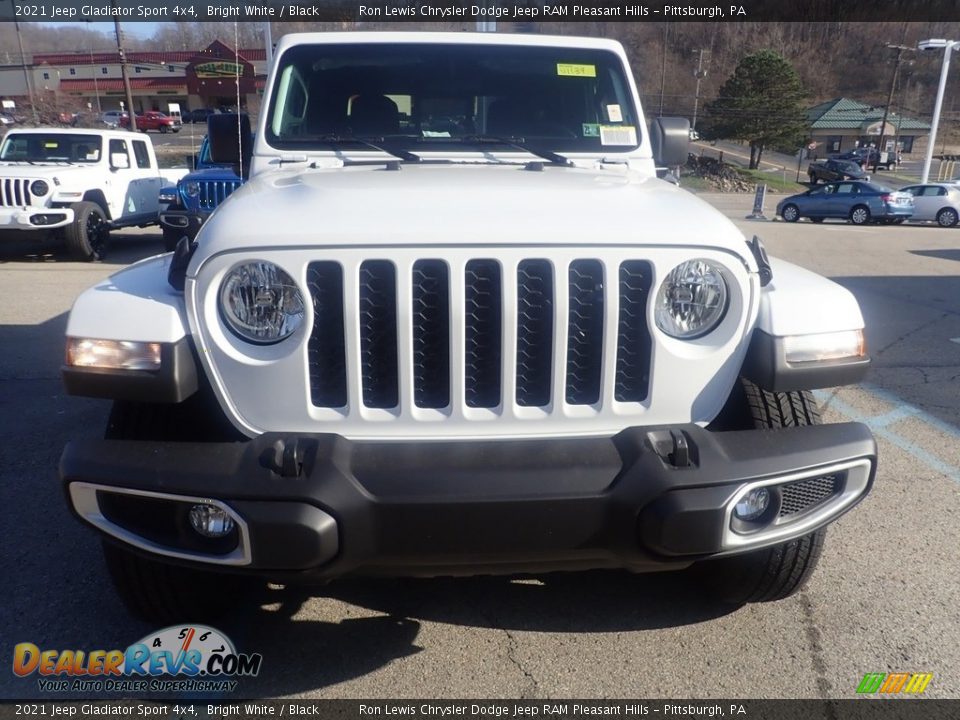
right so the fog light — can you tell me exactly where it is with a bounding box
[188,504,235,538]
[66,338,161,370]
[734,487,770,521]
[784,329,866,363]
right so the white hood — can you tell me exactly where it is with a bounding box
[193,163,751,267]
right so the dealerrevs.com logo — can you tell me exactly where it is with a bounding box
[13,625,262,693]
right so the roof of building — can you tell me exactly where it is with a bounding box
[33,47,266,67]
[58,78,188,92]
[808,97,931,131]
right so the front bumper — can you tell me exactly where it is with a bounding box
[60,423,877,579]
[0,206,74,230]
[159,208,209,240]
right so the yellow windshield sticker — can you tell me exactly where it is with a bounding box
[44,142,59,148]
[557,63,596,78]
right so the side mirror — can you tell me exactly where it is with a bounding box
[649,116,690,168]
[208,113,252,171]
[110,152,130,170]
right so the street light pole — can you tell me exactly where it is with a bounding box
[918,38,958,184]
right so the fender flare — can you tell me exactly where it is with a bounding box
[742,257,869,391]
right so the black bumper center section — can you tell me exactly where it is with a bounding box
[60,423,876,579]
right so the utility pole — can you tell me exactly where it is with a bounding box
[14,20,38,123]
[691,49,709,132]
[873,44,914,173]
[112,1,137,132]
[659,25,669,116]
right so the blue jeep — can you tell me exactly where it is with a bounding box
[158,134,248,251]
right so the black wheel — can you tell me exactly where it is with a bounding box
[101,395,249,622]
[893,218,906,225]
[160,124,169,134]
[781,204,800,223]
[698,379,827,604]
[162,226,184,252]
[849,205,871,225]
[64,201,109,261]
[810,217,824,223]
[936,207,959,228]
[807,174,818,184]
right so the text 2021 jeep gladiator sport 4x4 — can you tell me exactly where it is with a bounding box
[60,32,877,621]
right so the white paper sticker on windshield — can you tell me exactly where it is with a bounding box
[600,125,637,146]
[606,105,623,122]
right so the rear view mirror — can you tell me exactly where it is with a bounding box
[649,117,690,167]
[208,113,252,171]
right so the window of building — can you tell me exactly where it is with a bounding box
[69,68,76,76]
[826,136,841,153]
[101,67,108,75]
[131,140,151,169]
[168,65,175,72]
[42,72,49,80]
[134,66,142,74]
[899,136,915,153]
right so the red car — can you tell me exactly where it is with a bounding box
[120,111,180,133]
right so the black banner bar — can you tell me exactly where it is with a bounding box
[1,700,959,720]
[0,0,959,23]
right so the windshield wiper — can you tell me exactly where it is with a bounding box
[316,134,422,164]
[456,135,574,167]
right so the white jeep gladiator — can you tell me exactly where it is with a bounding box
[0,128,182,260]
[59,32,877,621]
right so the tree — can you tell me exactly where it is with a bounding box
[701,50,807,169]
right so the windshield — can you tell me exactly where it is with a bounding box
[265,42,640,154]
[0,133,102,163]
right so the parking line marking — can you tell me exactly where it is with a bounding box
[814,387,960,485]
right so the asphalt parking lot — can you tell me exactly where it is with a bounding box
[1,195,958,701]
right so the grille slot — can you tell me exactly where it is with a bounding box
[412,260,450,409]
[1,178,31,207]
[779,475,842,518]
[464,259,502,408]
[566,260,604,405]
[358,260,399,409]
[307,262,347,408]
[516,260,554,407]
[198,180,241,210]
[615,261,653,403]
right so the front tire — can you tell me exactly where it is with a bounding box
[64,201,109,261]
[698,379,827,604]
[101,396,249,622]
[781,204,800,223]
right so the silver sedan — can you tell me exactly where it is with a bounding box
[900,183,960,227]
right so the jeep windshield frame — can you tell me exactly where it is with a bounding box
[0,133,103,163]
[264,42,641,156]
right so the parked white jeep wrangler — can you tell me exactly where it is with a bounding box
[60,33,876,621]
[0,128,180,260]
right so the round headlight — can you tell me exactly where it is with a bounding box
[654,259,729,339]
[30,180,49,196]
[184,181,200,197]
[219,262,305,344]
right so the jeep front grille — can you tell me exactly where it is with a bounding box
[0,178,32,207]
[196,180,241,210]
[305,257,653,413]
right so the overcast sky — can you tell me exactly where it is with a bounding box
[40,21,161,40]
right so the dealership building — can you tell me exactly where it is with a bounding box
[1,40,267,115]
[806,97,932,158]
